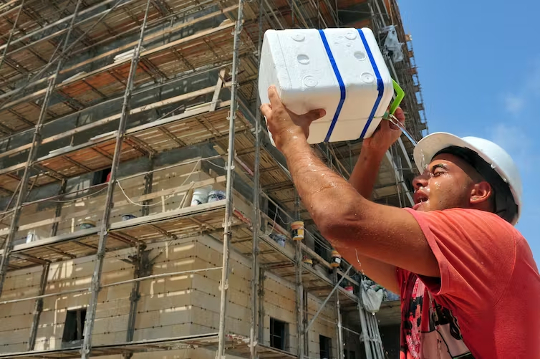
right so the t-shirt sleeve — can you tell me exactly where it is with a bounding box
[404,208,517,307]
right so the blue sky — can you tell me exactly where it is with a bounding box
[400,0,540,259]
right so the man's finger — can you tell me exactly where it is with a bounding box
[268,86,281,108]
[304,108,326,123]
[260,103,272,120]
[394,107,405,124]
[379,118,392,131]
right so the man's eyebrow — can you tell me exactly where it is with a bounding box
[430,163,448,172]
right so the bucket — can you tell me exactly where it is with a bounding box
[345,285,354,293]
[207,190,226,203]
[259,28,404,145]
[303,257,313,266]
[331,250,342,268]
[291,221,304,241]
[191,186,212,206]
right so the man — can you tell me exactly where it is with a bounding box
[260,86,540,358]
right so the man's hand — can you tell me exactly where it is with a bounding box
[362,108,405,154]
[260,86,325,152]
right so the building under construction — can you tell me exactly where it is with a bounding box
[0,0,427,358]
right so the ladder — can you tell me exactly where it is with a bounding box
[358,290,386,359]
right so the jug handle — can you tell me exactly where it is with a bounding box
[385,80,405,118]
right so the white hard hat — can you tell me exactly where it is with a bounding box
[413,132,523,225]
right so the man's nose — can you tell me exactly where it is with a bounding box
[412,174,429,190]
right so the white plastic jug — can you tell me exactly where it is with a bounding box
[258,28,404,145]
[191,186,212,206]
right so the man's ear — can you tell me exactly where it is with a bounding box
[470,181,493,206]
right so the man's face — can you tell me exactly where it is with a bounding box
[412,153,478,212]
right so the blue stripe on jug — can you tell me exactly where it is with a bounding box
[318,30,346,143]
[358,29,384,139]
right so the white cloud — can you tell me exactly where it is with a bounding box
[526,57,540,96]
[503,93,525,115]
[489,123,537,173]
[500,57,540,115]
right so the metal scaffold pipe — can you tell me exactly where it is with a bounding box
[333,269,344,359]
[27,262,50,350]
[0,0,131,109]
[216,0,244,357]
[80,0,153,357]
[0,0,25,73]
[0,0,84,298]
[0,267,223,306]
[294,195,304,359]
[250,0,265,357]
[305,265,352,334]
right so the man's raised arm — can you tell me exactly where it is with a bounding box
[346,108,405,293]
[261,86,439,280]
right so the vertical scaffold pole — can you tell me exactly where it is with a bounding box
[80,1,152,358]
[216,0,244,357]
[0,0,83,298]
[250,0,265,357]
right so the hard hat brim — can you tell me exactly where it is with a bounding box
[413,132,472,173]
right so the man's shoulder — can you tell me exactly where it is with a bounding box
[404,207,524,269]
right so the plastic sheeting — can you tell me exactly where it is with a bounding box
[361,280,384,313]
[380,25,404,63]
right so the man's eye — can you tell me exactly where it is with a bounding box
[433,170,444,177]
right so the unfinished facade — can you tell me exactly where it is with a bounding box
[0,0,427,358]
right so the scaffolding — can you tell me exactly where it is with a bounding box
[0,0,427,358]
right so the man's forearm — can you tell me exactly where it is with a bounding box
[349,147,385,199]
[282,140,403,292]
[281,140,365,237]
[346,147,400,291]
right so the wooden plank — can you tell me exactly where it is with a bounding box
[0,101,231,177]
[300,244,359,287]
[210,69,226,112]
[59,6,239,77]
[114,175,226,207]
[6,169,215,232]
[0,21,237,112]
[0,87,231,163]
[0,1,18,14]
[0,0,136,52]
[109,199,226,230]
[0,229,99,256]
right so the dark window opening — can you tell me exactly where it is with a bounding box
[319,335,332,359]
[345,350,356,359]
[314,240,329,262]
[270,318,288,350]
[92,168,111,185]
[62,308,87,344]
[267,200,286,229]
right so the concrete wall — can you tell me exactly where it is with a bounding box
[0,141,257,246]
[0,232,344,357]
[306,293,338,358]
[0,249,133,352]
[4,157,210,244]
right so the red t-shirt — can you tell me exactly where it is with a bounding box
[398,208,540,359]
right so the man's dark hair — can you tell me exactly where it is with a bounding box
[434,146,517,223]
